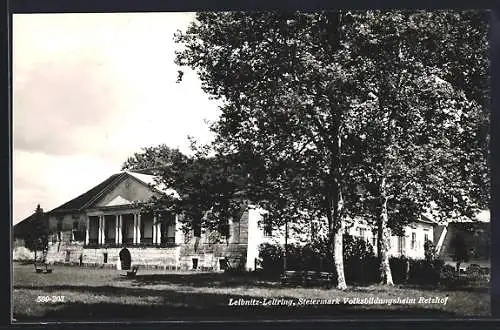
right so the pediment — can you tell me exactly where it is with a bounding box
[105,195,132,207]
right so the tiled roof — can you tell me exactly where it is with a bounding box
[46,171,179,215]
[47,173,125,214]
[125,171,179,198]
[13,212,49,238]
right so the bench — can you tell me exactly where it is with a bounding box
[120,265,139,278]
[34,262,53,274]
[304,271,333,288]
[280,270,334,287]
[280,270,304,286]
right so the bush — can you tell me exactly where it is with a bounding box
[389,257,445,285]
[390,256,410,283]
[13,247,35,261]
[440,264,458,284]
[343,234,378,284]
[258,234,378,284]
[409,259,444,284]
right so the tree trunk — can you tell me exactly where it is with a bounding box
[377,177,394,286]
[327,177,347,290]
[456,261,461,273]
[334,220,347,290]
[405,257,410,283]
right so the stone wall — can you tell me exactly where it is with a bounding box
[81,246,181,269]
[178,242,247,271]
[44,207,252,271]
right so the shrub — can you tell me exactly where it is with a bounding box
[424,240,437,261]
[258,243,283,275]
[390,256,411,284]
[440,264,458,284]
[409,259,444,284]
[389,257,445,285]
[259,235,379,283]
[343,234,378,284]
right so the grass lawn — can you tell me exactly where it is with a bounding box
[12,262,490,322]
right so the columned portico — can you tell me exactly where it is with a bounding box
[84,208,178,247]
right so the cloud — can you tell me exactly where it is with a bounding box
[13,57,123,156]
[12,13,223,224]
[13,150,119,223]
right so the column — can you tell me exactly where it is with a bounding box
[115,215,119,244]
[137,214,141,244]
[102,216,106,245]
[118,215,123,244]
[175,214,183,244]
[102,216,106,244]
[153,216,157,245]
[157,222,162,245]
[98,216,103,245]
[133,214,137,244]
[85,216,90,245]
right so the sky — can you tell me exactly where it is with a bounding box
[12,13,221,224]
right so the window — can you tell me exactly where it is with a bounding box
[219,258,229,270]
[57,219,63,241]
[193,222,201,238]
[424,233,429,243]
[192,258,199,270]
[372,236,377,247]
[161,214,176,244]
[398,236,405,254]
[263,214,272,237]
[358,227,366,239]
[411,232,416,250]
[218,218,230,237]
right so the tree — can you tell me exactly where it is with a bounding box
[173,10,489,288]
[24,204,49,263]
[450,233,470,272]
[336,10,489,285]
[424,240,437,262]
[174,11,365,290]
[123,145,251,242]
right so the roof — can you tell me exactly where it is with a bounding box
[434,225,446,243]
[125,171,178,197]
[46,171,178,215]
[13,212,49,238]
[47,173,124,214]
[438,221,490,261]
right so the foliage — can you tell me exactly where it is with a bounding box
[24,205,49,254]
[122,145,250,240]
[174,11,368,290]
[449,233,470,270]
[258,234,376,283]
[424,239,437,262]
[390,257,446,285]
[173,10,489,288]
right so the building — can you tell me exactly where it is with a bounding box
[261,214,436,260]
[434,220,490,270]
[14,171,439,270]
